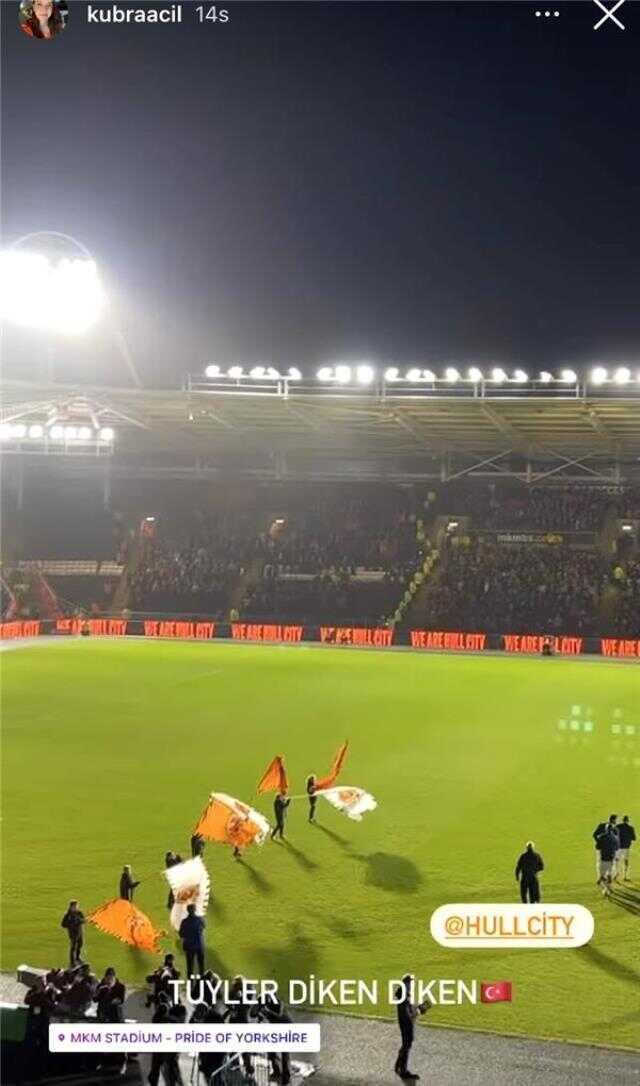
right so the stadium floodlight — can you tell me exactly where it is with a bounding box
[590,367,608,385]
[613,366,631,385]
[468,367,483,382]
[334,365,352,384]
[0,249,104,335]
[77,426,92,440]
[445,367,460,382]
[316,367,332,381]
[406,368,421,382]
[28,424,44,439]
[356,364,375,385]
[266,367,280,379]
[98,427,115,442]
[64,426,78,440]
[227,366,243,379]
[49,425,64,440]
[250,366,266,379]
[11,423,27,438]
[287,367,302,380]
[491,367,506,383]
[538,371,553,383]
[422,369,436,382]
[0,424,12,440]
[513,369,528,383]
[560,369,577,383]
[205,364,220,378]
[384,367,400,381]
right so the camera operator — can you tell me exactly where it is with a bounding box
[251,989,293,1085]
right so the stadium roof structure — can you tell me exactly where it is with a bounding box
[1,376,640,483]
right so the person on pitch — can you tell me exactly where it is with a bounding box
[60,899,85,967]
[272,790,291,840]
[178,903,206,978]
[596,821,619,897]
[515,841,544,903]
[119,864,140,901]
[394,973,430,1080]
[190,833,205,858]
[616,815,636,881]
[593,814,617,880]
[306,774,318,824]
[165,850,182,909]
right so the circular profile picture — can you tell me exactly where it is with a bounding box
[19,0,68,40]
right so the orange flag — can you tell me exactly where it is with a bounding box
[88,899,164,953]
[315,740,349,791]
[194,792,271,850]
[257,755,289,795]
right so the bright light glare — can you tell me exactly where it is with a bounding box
[0,251,104,335]
[205,364,220,378]
[491,368,507,383]
[384,367,399,381]
[590,367,607,385]
[513,369,528,383]
[317,367,332,381]
[227,366,243,379]
[0,424,12,440]
[77,426,92,440]
[613,367,631,385]
[28,424,44,439]
[334,365,351,384]
[49,425,64,440]
[64,426,78,440]
[445,367,460,382]
[561,369,577,383]
[287,367,302,380]
[422,369,436,382]
[468,367,483,382]
[98,427,114,442]
[539,371,553,383]
[11,424,27,438]
[406,368,421,382]
[356,365,374,385]
[266,367,280,379]
[250,366,266,379]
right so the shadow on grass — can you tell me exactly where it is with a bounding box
[283,839,320,872]
[237,858,274,895]
[249,924,321,990]
[361,852,422,894]
[314,823,353,850]
[577,944,640,987]
[208,895,228,920]
[609,890,640,917]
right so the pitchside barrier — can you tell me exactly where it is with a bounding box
[1,617,639,658]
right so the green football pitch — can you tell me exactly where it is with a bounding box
[1,639,638,1050]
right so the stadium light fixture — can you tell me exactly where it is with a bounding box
[539,371,553,383]
[250,366,266,379]
[491,367,507,383]
[406,368,421,382]
[560,369,577,383]
[64,426,78,440]
[613,366,631,385]
[422,369,436,382]
[11,423,27,438]
[384,367,400,381]
[98,427,115,442]
[77,426,92,441]
[590,367,608,385]
[227,366,243,380]
[0,424,12,440]
[49,425,64,439]
[513,369,528,383]
[334,365,352,384]
[204,364,220,378]
[0,249,105,335]
[468,367,483,382]
[287,367,302,380]
[28,424,44,439]
[316,367,332,381]
[356,364,375,385]
[445,367,460,382]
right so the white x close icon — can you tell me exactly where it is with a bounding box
[593,0,626,30]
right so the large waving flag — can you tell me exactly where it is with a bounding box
[319,785,377,822]
[194,792,271,850]
[88,899,164,952]
[257,755,289,795]
[164,856,211,932]
[315,740,349,791]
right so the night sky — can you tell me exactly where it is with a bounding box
[2,1,639,387]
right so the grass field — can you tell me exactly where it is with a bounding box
[1,639,639,1050]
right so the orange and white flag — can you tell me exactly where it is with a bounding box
[318,785,377,821]
[257,755,289,795]
[164,856,211,932]
[88,899,164,952]
[194,792,271,850]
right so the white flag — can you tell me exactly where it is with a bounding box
[318,785,377,821]
[164,857,211,932]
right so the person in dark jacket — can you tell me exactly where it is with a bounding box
[306,775,317,824]
[165,851,182,909]
[596,825,619,896]
[178,904,205,976]
[394,973,430,1080]
[593,815,617,879]
[119,864,140,901]
[616,815,636,881]
[190,833,205,858]
[228,975,255,1078]
[515,842,544,903]
[253,992,293,1084]
[60,900,85,967]
[148,1000,184,1085]
[271,791,291,840]
[96,967,126,1022]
